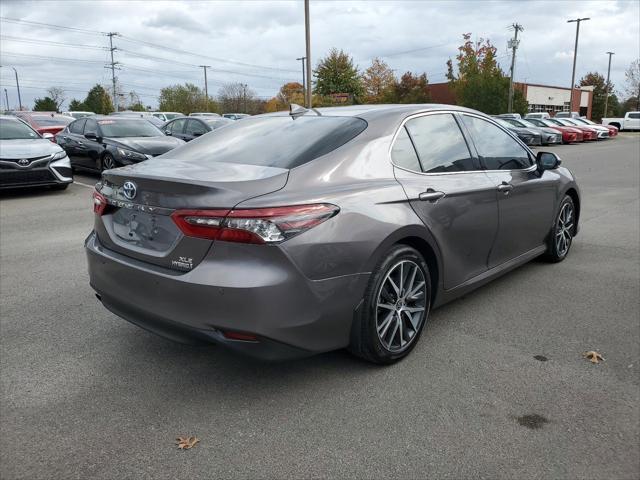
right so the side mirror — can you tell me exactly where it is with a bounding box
[42,132,54,141]
[192,131,204,137]
[84,132,101,142]
[536,151,561,171]
[165,130,172,136]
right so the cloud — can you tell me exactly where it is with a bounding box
[0,0,637,109]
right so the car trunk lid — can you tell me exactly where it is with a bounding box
[94,157,289,271]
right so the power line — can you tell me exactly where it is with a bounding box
[0,16,298,74]
[0,35,107,50]
[0,16,105,35]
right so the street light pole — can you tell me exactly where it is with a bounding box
[304,0,312,108]
[567,17,590,114]
[296,56,306,106]
[603,51,614,118]
[4,88,9,111]
[11,67,22,110]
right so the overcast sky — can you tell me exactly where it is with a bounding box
[1,0,638,110]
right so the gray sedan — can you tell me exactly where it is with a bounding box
[494,118,543,146]
[499,117,563,145]
[86,105,580,363]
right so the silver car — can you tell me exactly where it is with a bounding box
[0,115,73,190]
[86,105,580,363]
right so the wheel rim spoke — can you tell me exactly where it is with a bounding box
[376,259,428,353]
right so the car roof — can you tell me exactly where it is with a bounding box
[261,104,485,120]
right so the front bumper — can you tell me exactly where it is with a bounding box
[520,135,542,146]
[543,134,562,145]
[0,156,73,189]
[85,232,368,360]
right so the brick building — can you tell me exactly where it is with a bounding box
[428,82,594,118]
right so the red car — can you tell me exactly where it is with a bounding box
[549,118,598,141]
[15,112,74,141]
[573,117,618,137]
[527,118,584,143]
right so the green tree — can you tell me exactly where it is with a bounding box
[387,71,431,104]
[362,58,395,103]
[446,33,527,115]
[33,97,58,111]
[579,72,613,121]
[314,48,363,101]
[159,83,216,115]
[67,99,86,111]
[83,84,114,114]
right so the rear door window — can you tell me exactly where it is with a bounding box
[166,116,367,169]
[404,114,478,172]
[461,115,533,170]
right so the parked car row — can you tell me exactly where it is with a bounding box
[496,113,619,145]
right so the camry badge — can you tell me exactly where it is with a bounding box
[123,181,137,200]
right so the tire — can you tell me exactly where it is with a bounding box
[100,153,116,172]
[544,195,576,263]
[349,245,431,364]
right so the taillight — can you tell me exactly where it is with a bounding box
[172,204,339,244]
[93,190,108,215]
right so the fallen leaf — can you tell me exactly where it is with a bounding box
[176,436,200,450]
[583,351,605,364]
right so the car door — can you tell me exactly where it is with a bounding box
[627,112,640,130]
[183,119,208,141]
[460,113,557,268]
[166,118,187,141]
[58,119,86,167]
[392,112,499,290]
[80,118,104,171]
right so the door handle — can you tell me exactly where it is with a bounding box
[418,189,445,202]
[497,182,513,194]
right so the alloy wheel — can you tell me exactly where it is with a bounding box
[556,202,574,257]
[375,260,427,353]
[102,155,115,171]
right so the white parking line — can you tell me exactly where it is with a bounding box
[73,181,96,189]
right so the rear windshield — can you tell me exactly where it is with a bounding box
[0,119,39,139]
[165,115,368,169]
[30,116,74,126]
[98,119,163,137]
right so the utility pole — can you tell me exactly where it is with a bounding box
[304,0,312,108]
[107,32,119,112]
[603,51,614,118]
[11,67,22,111]
[567,17,590,114]
[200,65,211,110]
[4,88,9,111]
[296,56,307,106]
[242,83,248,113]
[507,23,524,113]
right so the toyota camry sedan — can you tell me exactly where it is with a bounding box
[56,116,184,172]
[0,115,73,190]
[86,104,580,363]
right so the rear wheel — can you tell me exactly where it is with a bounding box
[349,245,431,364]
[544,195,575,262]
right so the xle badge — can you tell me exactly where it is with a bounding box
[171,256,193,271]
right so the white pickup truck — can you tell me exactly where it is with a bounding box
[602,112,640,131]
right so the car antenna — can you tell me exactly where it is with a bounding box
[289,103,307,119]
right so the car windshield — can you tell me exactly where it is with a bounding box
[519,119,539,128]
[573,118,591,125]
[165,115,367,169]
[30,116,74,126]
[546,119,565,126]
[559,119,579,126]
[495,119,517,129]
[164,113,182,120]
[98,119,163,137]
[0,119,39,140]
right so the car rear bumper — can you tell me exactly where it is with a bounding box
[85,231,369,360]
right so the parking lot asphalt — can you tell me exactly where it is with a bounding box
[1,135,639,479]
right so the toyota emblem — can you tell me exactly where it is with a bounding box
[123,181,137,200]
[18,159,30,166]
